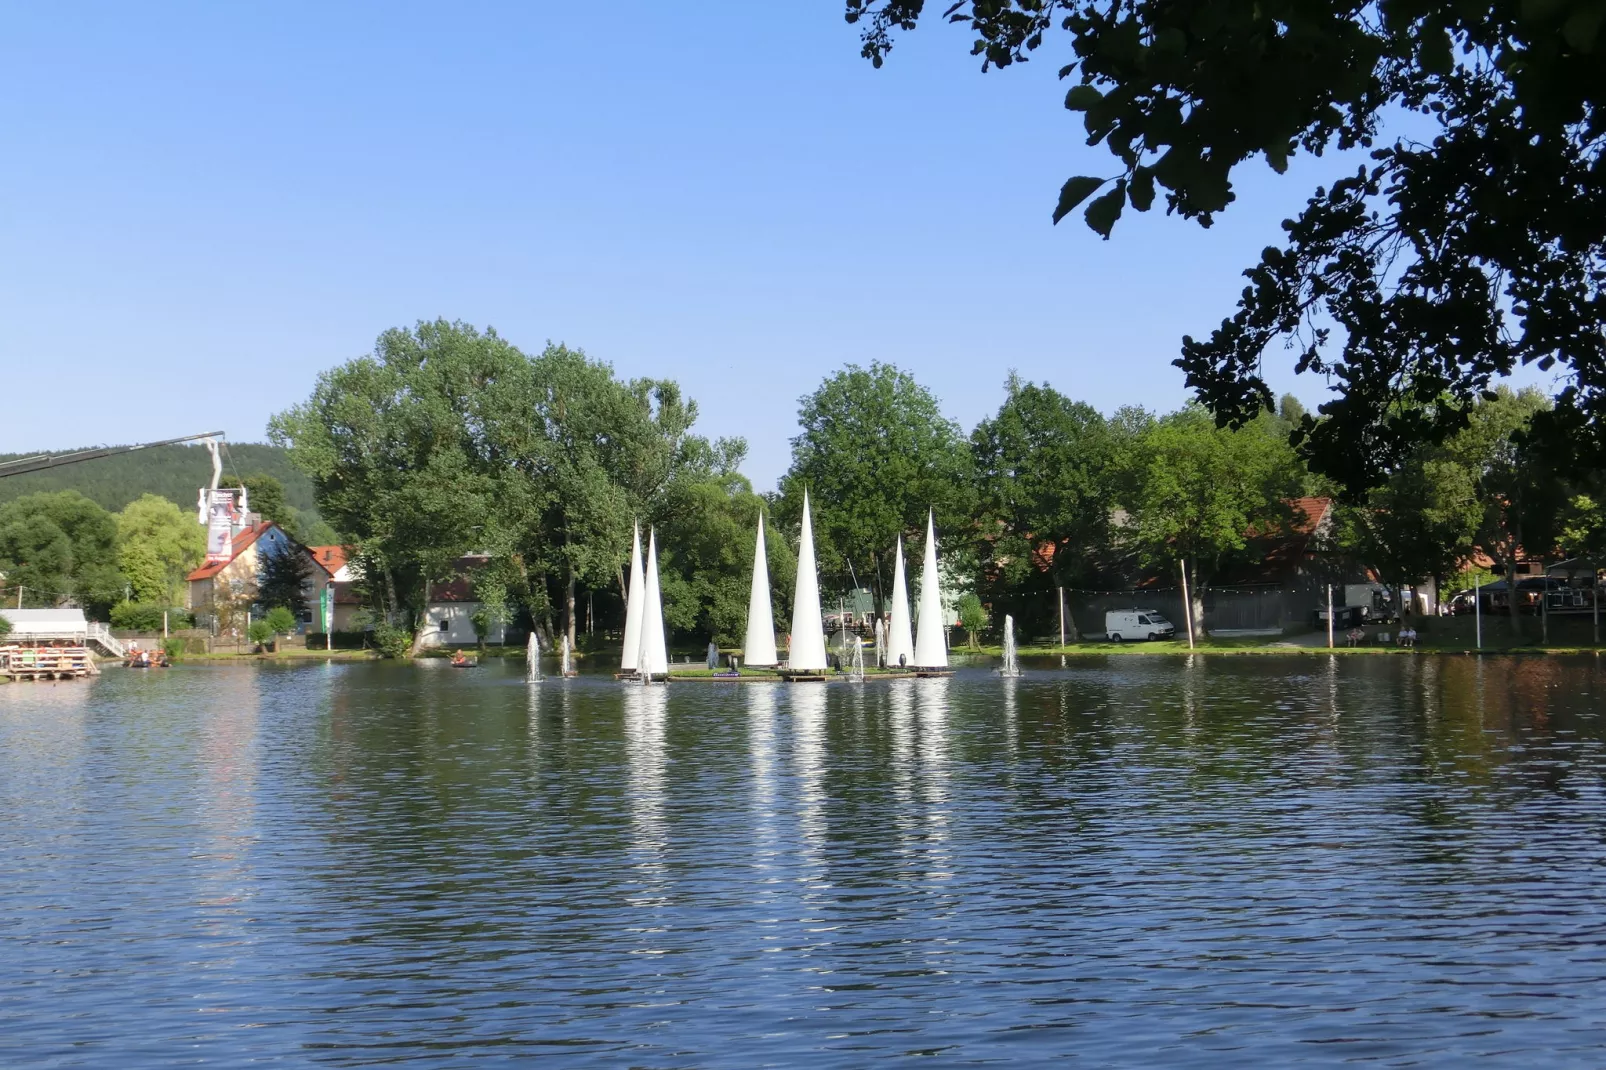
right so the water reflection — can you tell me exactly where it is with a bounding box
[4,657,1606,1066]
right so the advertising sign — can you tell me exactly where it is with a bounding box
[205,490,236,562]
[320,585,333,633]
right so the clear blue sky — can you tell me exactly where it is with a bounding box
[3,2,1404,489]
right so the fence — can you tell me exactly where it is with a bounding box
[1005,582,1332,643]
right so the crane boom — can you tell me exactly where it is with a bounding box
[0,431,226,480]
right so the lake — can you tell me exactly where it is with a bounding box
[3,656,1605,1066]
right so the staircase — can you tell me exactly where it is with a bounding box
[86,622,125,658]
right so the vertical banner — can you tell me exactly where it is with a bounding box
[205,490,236,562]
[321,585,333,633]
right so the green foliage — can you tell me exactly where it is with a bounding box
[972,375,1119,601]
[160,637,185,659]
[778,361,973,612]
[1124,407,1304,581]
[110,602,191,632]
[657,470,795,645]
[270,320,738,650]
[263,606,297,635]
[258,543,311,618]
[117,494,204,605]
[0,614,10,639]
[247,619,274,647]
[240,474,290,528]
[371,621,411,659]
[0,442,323,517]
[848,1,1606,492]
[0,491,123,614]
[957,592,987,649]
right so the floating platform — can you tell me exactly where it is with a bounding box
[1,645,97,680]
[914,669,955,678]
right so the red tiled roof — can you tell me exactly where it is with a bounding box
[309,545,349,576]
[186,523,275,582]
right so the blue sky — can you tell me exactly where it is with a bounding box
[0,2,1462,488]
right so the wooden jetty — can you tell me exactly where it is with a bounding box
[1,645,98,680]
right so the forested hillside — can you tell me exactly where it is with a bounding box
[0,443,319,516]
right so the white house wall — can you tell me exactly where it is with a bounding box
[416,602,507,648]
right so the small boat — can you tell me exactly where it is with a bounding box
[124,650,170,669]
[449,653,479,668]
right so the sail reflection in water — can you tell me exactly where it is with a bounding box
[5,657,1606,1066]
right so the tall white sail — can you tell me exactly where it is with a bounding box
[620,522,644,671]
[743,513,778,666]
[787,490,828,671]
[639,527,670,677]
[886,534,914,669]
[913,510,948,668]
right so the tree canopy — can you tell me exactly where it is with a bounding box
[116,493,204,605]
[846,0,1606,493]
[0,491,124,614]
[777,361,974,611]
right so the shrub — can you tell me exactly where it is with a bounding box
[110,602,193,631]
[247,620,275,648]
[161,637,185,659]
[372,622,411,659]
[263,606,297,636]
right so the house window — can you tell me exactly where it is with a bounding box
[439,618,449,633]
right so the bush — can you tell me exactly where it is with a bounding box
[110,602,191,632]
[247,620,274,648]
[306,631,369,650]
[161,637,185,659]
[263,606,297,635]
[372,621,411,659]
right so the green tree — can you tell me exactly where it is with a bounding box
[971,374,1119,633]
[1336,452,1481,602]
[848,1,1606,492]
[240,474,290,529]
[1124,407,1304,618]
[258,543,311,618]
[0,491,123,614]
[262,605,297,651]
[957,591,987,650]
[778,362,973,613]
[657,464,796,646]
[117,493,205,605]
[269,320,544,653]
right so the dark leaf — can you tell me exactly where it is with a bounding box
[1053,176,1105,224]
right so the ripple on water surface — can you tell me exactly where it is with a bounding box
[3,656,1606,1067]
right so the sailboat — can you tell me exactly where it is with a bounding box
[785,490,829,676]
[742,513,778,666]
[886,533,914,671]
[912,509,951,674]
[637,527,670,681]
[619,521,645,677]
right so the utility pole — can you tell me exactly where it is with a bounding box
[1179,559,1195,650]
[1057,586,1065,650]
[1326,585,1334,649]
[1593,565,1600,647]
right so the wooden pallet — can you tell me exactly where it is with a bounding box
[1,645,94,680]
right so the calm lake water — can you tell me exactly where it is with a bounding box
[3,656,1606,1067]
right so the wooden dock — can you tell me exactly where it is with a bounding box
[1,645,97,680]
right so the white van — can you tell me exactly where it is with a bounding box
[1105,609,1176,642]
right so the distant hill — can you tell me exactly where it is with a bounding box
[0,442,323,522]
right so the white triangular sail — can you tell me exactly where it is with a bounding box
[639,527,670,677]
[913,510,948,669]
[886,534,914,669]
[621,522,644,671]
[787,491,828,671]
[743,513,778,666]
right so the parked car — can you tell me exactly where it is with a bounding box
[1105,609,1176,642]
